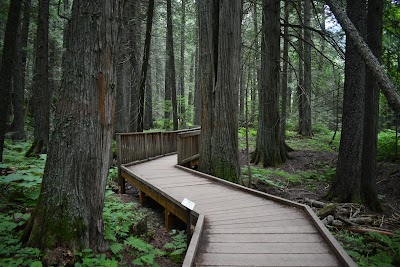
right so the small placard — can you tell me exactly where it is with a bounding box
[181,198,195,210]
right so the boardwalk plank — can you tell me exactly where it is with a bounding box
[122,154,355,267]
[197,253,340,266]
[204,225,318,234]
[203,242,332,254]
[206,233,324,243]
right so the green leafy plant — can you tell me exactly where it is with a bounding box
[377,130,400,161]
[124,236,164,266]
[75,249,118,267]
[163,230,187,263]
[335,230,400,267]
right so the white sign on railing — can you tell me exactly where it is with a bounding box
[181,198,195,210]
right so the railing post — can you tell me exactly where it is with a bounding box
[160,132,164,155]
[116,134,126,194]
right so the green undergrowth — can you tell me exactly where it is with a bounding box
[0,140,187,266]
[242,164,335,191]
[334,230,400,267]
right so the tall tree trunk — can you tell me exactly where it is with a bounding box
[198,0,216,174]
[23,0,122,256]
[210,0,241,182]
[129,1,141,132]
[251,0,286,167]
[328,0,366,203]
[26,0,51,156]
[165,0,178,130]
[144,66,153,130]
[0,0,22,161]
[239,69,245,123]
[361,0,383,211]
[198,0,242,182]
[281,0,289,140]
[11,0,31,141]
[326,0,400,114]
[137,0,154,132]
[193,29,201,126]
[251,0,259,124]
[297,2,304,134]
[179,0,187,128]
[300,0,312,136]
[115,1,132,134]
[155,56,163,120]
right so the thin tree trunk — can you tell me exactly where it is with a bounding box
[11,0,31,141]
[281,0,289,140]
[23,0,122,257]
[129,1,141,132]
[326,0,400,114]
[26,0,51,157]
[193,35,201,126]
[137,0,154,132]
[361,0,383,211]
[144,66,153,130]
[115,1,133,133]
[239,69,245,123]
[0,0,22,161]
[251,0,259,124]
[165,0,178,130]
[301,0,312,136]
[179,0,187,128]
[297,2,304,134]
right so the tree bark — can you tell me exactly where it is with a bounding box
[129,1,141,132]
[211,0,241,182]
[144,66,153,130]
[251,0,259,125]
[326,0,400,114]
[179,0,187,128]
[0,0,22,161]
[328,0,366,203]
[26,0,51,157]
[361,0,383,211]
[165,0,178,130]
[301,0,312,136]
[198,0,242,182]
[23,0,122,255]
[11,0,31,141]
[281,0,289,140]
[297,2,305,134]
[115,1,132,134]
[137,0,154,132]
[251,0,286,167]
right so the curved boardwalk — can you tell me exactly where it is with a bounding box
[121,154,356,267]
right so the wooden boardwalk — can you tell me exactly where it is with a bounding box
[120,154,356,267]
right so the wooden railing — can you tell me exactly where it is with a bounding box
[177,130,201,166]
[116,128,200,193]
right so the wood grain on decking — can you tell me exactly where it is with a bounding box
[122,154,356,267]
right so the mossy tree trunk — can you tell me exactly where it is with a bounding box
[251,0,287,167]
[23,0,122,254]
[198,0,242,183]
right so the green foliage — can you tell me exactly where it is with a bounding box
[286,130,340,152]
[103,192,145,242]
[336,230,400,267]
[377,130,400,161]
[124,236,164,266]
[163,230,187,263]
[75,249,118,267]
[242,164,335,191]
[238,127,257,149]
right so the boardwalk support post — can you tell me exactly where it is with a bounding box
[186,208,191,247]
